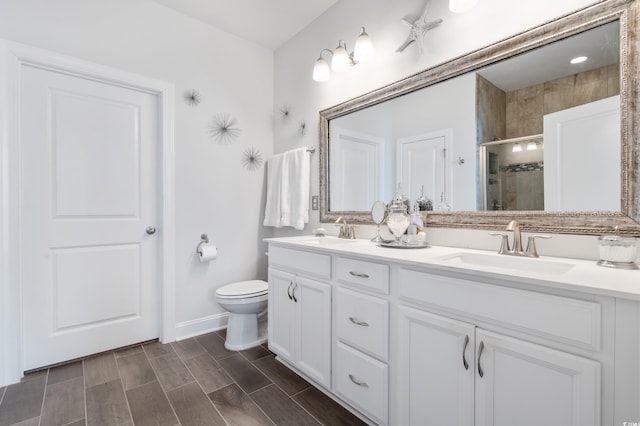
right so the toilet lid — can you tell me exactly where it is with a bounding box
[215,280,268,298]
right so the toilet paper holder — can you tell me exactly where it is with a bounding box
[197,234,209,254]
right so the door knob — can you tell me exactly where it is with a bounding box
[146,226,157,235]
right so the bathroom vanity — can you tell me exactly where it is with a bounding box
[266,236,640,426]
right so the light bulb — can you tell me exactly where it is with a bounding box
[331,41,350,72]
[313,56,330,82]
[354,27,374,63]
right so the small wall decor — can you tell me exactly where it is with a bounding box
[298,120,307,136]
[278,105,292,121]
[208,112,241,144]
[183,89,201,107]
[397,0,443,53]
[241,147,264,171]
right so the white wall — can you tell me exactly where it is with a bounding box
[0,0,274,338]
[330,72,477,210]
[273,0,607,260]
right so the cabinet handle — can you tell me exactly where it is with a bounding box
[349,317,369,327]
[291,283,298,303]
[462,334,469,370]
[287,281,293,300]
[348,374,369,388]
[477,341,485,378]
[349,271,370,279]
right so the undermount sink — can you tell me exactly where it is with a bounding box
[438,252,576,275]
[299,237,358,246]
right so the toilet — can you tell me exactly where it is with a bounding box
[215,280,268,351]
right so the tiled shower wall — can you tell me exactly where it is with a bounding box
[505,64,620,138]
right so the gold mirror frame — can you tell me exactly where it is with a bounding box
[319,0,640,235]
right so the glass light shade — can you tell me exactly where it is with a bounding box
[449,0,478,13]
[512,143,522,153]
[527,141,538,151]
[313,57,331,82]
[354,27,374,63]
[331,41,350,72]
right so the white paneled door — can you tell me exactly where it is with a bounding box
[396,130,449,206]
[20,64,160,370]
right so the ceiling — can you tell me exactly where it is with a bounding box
[477,21,619,92]
[153,0,338,50]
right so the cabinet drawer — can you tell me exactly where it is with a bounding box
[336,287,389,361]
[268,245,331,279]
[336,257,389,294]
[399,268,602,351]
[334,342,388,425]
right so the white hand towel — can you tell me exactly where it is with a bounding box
[280,147,310,230]
[263,148,310,230]
[263,152,284,227]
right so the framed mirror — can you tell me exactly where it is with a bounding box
[319,0,640,235]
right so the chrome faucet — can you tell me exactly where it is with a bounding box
[490,220,551,257]
[335,217,356,239]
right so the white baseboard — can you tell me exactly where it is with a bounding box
[173,312,229,341]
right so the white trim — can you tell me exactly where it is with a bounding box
[174,313,230,341]
[0,40,176,386]
[0,41,23,387]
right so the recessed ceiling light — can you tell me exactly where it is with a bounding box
[570,56,588,64]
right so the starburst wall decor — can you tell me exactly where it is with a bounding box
[241,147,264,171]
[208,113,241,144]
[278,105,292,122]
[183,89,201,107]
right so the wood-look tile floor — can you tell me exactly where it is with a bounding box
[0,330,366,426]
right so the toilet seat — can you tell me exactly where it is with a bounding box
[215,280,268,299]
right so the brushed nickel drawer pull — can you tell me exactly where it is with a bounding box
[349,317,370,327]
[462,334,470,370]
[477,341,485,378]
[349,271,370,279]
[287,281,293,300]
[348,374,369,388]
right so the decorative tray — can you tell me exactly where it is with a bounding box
[376,241,430,249]
[596,259,638,270]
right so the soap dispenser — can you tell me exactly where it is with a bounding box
[410,202,424,231]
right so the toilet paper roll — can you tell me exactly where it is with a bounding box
[198,244,218,262]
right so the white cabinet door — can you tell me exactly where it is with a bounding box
[475,329,601,426]
[397,306,475,426]
[296,276,332,387]
[267,269,296,361]
[268,269,331,388]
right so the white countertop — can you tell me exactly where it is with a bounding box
[265,236,640,301]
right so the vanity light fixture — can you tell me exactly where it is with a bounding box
[570,55,588,64]
[527,141,539,151]
[449,0,479,13]
[512,143,523,153]
[313,27,374,82]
